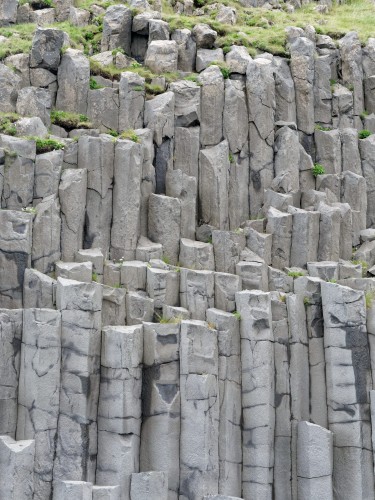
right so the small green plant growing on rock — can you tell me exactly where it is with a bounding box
[30,137,64,154]
[232,311,241,320]
[51,110,92,131]
[312,163,325,177]
[209,61,230,79]
[358,129,372,139]
[92,272,98,282]
[287,271,305,278]
[162,255,170,265]
[229,152,234,163]
[89,77,103,90]
[119,129,139,142]
[315,124,332,132]
[0,112,19,136]
[21,206,37,214]
[352,259,368,277]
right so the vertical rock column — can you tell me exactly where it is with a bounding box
[0,210,33,308]
[179,320,219,500]
[271,295,292,500]
[59,169,87,262]
[0,309,22,437]
[96,325,143,500]
[0,435,35,500]
[78,135,114,257]
[235,290,274,500]
[321,282,374,499]
[246,58,275,216]
[111,139,143,261]
[17,308,61,500]
[140,322,180,500]
[297,421,333,500]
[206,309,242,498]
[287,294,310,499]
[53,278,102,485]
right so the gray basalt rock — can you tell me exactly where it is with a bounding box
[96,325,143,499]
[0,0,18,25]
[212,230,245,274]
[0,63,21,112]
[53,279,102,485]
[93,485,121,499]
[266,207,292,270]
[198,66,224,147]
[235,290,274,500]
[144,91,175,147]
[321,282,374,499]
[0,210,33,308]
[272,56,296,123]
[149,19,170,42]
[17,308,61,500]
[146,266,179,309]
[145,41,178,73]
[0,435,35,499]
[119,72,145,131]
[359,133,375,227]
[196,48,224,73]
[225,45,251,75]
[126,291,154,325]
[101,5,132,54]
[87,87,119,133]
[179,320,219,499]
[148,194,181,265]
[247,57,275,215]
[110,139,143,261]
[78,135,114,256]
[0,309,22,437]
[179,238,214,271]
[339,31,364,116]
[166,169,197,240]
[23,269,56,309]
[130,472,168,500]
[141,322,180,499]
[180,269,214,320]
[34,150,63,201]
[171,29,196,72]
[56,49,90,115]
[55,261,92,282]
[199,141,229,230]
[59,168,87,262]
[53,481,92,499]
[224,78,248,154]
[315,128,341,175]
[290,37,315,134]
[192,24,217,49]
[30,28,65,72]
[288,206,320,268]
[32,194,61,274]
[16,87,51,126]
[214,273,241,313]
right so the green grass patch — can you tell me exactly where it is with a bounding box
[312,163,326,177]
[89,77,104,89]
[30,137,65,154]
[0,112,19,136]
[0,23,36,60]
[119,129,139,142]
[287,270,306,278]
[51,110,92,131]
[358,129,372,139]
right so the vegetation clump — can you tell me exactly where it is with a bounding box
[89,77,103,89]
[31,137,65,154]
[0,113,19,136]
[51,110,92,131]
[358,129,372,139]
[119,129,139,142]
[312,163,326,177]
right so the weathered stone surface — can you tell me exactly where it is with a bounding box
[32,194,61,274]
[288,207,320,268]
[144,91,174,147]
[196,48,224,73]
[34,150,63,200]
[180,269,214,320]
[17,308,61,500]
[54,279,102,485]
[30,28,65,71]
[145,41,178,73]
[23,269,55,309]
[179,238,214,271]
[0,435,35,499]
[119,72,145,131]
[56,261,92,283]
[53,481,92,499]
[321,282,374,499]
[130,472,168,500]
[199,141,229,230]
[179,320,219,500]
[266,207,292,270]
[16,87,51,127]
[0,309,22,437]
[236,290,274,499]
[297,421,333,500]
[59,168,87,262]
[171,29,196,72]
[101,5,132,54]
[214,272,241,313]
[247,58,275,215]
[339,31,364,116]
[126,291,154,325]
[315,128,341,175]
[273,56,296,123]
[87,87,119,133]
[198,66,224,147]
[0,210,33,308]
[166,169,197,240]
[148,194,181,265]
[56,49,90,115]
[78,135,114,256]
[96,325,142,499]
[111,139,143,261]
[212,230,245,274]
[359,134,375,227]
[317,202,341,261]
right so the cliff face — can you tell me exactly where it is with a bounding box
[1,2,375,499]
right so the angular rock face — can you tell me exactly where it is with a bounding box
[3,9,375,500]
